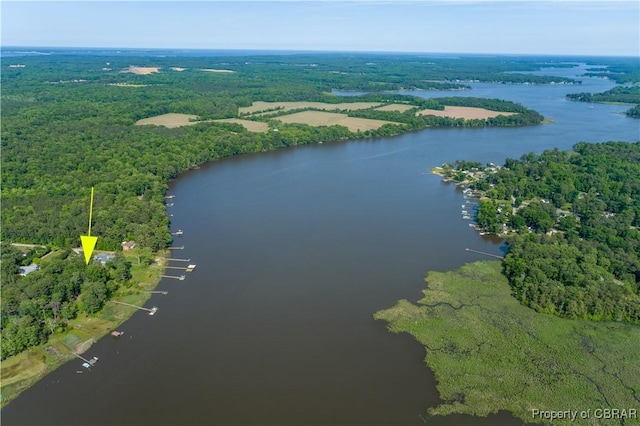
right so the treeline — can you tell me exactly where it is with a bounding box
[0,245,134,359]
[566,85,640,118]
[446,142,640,323]
[582,58,640,84]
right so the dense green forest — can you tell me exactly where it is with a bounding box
[1,53,549,251]
[1,52,635,358]
[439,142,640,323]
[582,57,640,84]
[566,85,640,117]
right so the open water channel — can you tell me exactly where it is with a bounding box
[3,64,639,425]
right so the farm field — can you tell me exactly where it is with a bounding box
[375,103,416,112]
[199,68,235,73]
[135,113,200,128]
[417,106,517,119]
[214,118,269,132]
[121,66,160,75]
[135,114,270,132]
[239,101,383,115]
[275,110,400,131]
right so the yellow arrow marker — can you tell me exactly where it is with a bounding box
[80,187,98,265]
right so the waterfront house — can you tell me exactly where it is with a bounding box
[121,241,136,251]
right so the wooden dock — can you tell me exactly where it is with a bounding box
[111,301,159,315]
[161,274,186,281]
[165,264,196,272]
[163,258,191,262]
[465,248,504,259]
[168,246,184,250]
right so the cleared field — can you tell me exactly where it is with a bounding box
[375,103,416,112]
[276,110,399,132]
[200,68,235,73]
[109,83,148,87]
[121,66,160,75]
[214,118,269,132]
[135,113,200,128]
[417,106,516,119]
[239,101,382,115]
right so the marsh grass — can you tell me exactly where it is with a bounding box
[375,261,640,425]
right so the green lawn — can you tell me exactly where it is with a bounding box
[375,261,640,425]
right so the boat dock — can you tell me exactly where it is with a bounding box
[161,274,186,280]
[465,248,505,259]
[165,264,196,272]
[168,246,184,250]
[110,301,159,315]
[72,352,99,368]
[163,258,191,262]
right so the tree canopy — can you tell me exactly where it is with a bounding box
[439,142,640,323]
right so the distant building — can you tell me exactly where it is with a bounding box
[121,241,136,251]
[94,253,115,265]
[19,263,40,276]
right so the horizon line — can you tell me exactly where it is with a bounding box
[2,46,638,58]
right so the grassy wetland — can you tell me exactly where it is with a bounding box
[375,261,640,425]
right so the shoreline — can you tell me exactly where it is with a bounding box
[0,252,168,407]
[375,261,640,425]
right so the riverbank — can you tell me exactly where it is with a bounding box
[0,251,167,407]
[374,261,640,425]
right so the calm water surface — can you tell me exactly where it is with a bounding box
[3,66,639,426]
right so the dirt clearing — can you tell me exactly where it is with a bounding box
[239,101,383,116]
[276,111,400,132]
[375,104,416,112]
[417,106,517,119]
[214,118,269,132]
[200,69,235,73]
[121,66,160,75]
[135,113,200,128]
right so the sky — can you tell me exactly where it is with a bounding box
[1,1,639,56]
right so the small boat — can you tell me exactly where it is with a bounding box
[149,306,158,316]
[111,331,125,338]
[172,229,184,236]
